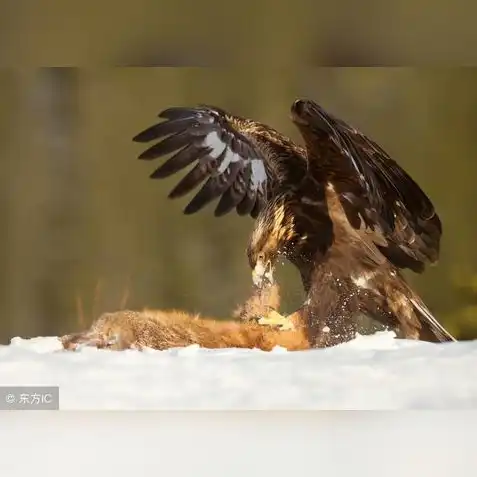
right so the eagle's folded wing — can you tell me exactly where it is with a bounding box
[133,105,273,218]
[293,100,442,273]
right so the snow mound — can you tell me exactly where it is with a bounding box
[0,331,476,409]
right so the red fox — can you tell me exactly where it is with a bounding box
[61,284,310,352]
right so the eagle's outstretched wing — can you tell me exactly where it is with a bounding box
[133,105,306,219]
[291,99,442,273]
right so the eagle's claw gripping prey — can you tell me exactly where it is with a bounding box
[257,310,295,331]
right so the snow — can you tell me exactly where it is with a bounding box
[4,410,477,477]
[0,331,476,409]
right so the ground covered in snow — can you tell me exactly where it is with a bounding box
[0,331,476,409]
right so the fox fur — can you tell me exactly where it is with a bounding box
[61,284,310,352]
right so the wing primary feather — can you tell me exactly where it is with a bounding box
[232,164,253,215]
[183,176,222,215]
[137,130,196,160]
[183,157,242,215]
[214,177,248,217]
[149,145,210,179]
[168,159,218,199]
[133,117,198,143]
[250,192,266,219]
[214,191,238,216]
[158,107,203,120]
[236,192,257,216]
[236,165,258,216]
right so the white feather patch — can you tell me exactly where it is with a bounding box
[217,148,241,173]
[203,131,266,189]
[203,131,226,159]
[250,159,266,189]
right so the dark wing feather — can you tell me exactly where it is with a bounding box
[295,100,441,272]
[133,105,288,218]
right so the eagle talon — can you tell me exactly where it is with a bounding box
[257,310,295,331]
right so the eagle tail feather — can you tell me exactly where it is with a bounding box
[408,296,456,343]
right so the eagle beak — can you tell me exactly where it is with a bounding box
[252,259,274,288]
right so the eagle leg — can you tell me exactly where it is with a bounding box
[257,310,295,331]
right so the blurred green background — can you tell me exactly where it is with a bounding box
[2,0,477,66]
[0,68,476,343]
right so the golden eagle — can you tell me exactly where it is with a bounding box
[133,99,455,344]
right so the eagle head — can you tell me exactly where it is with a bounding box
[247,242,276,289]
[247,201,295,288]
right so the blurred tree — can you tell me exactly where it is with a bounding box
[2,69,82,339]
